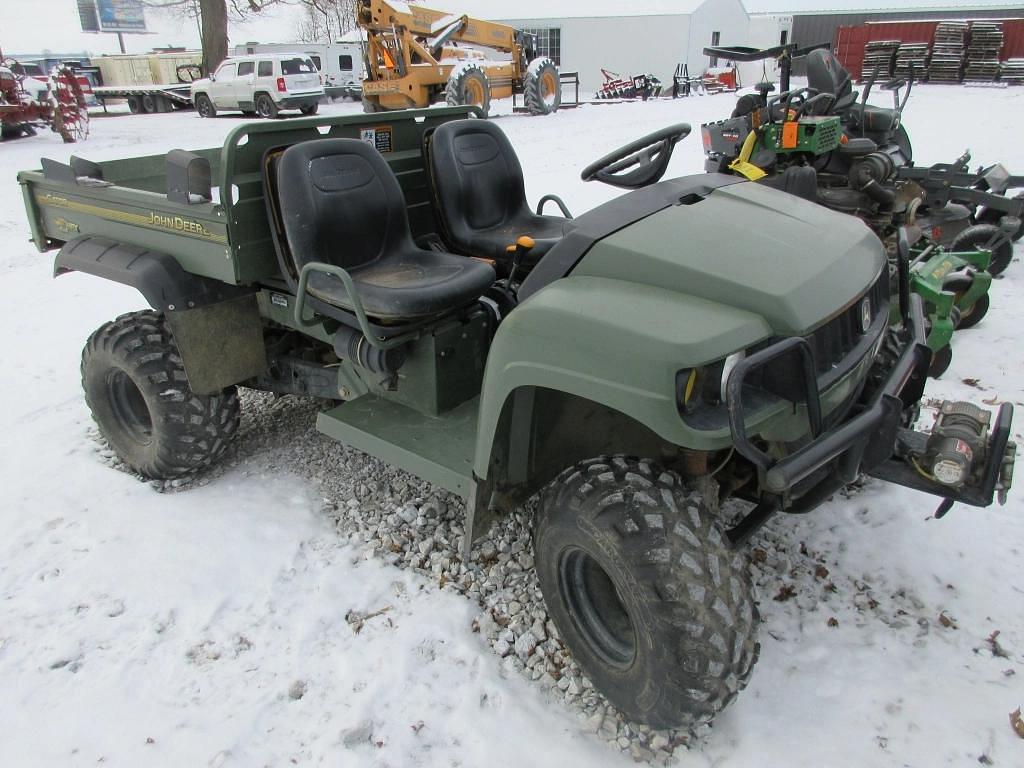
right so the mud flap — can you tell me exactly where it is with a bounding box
[164,294,267,395]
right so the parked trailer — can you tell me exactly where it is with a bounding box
[92,84,192,114]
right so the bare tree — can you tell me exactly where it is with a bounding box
[294,0,360,44]
[146,0,284,74]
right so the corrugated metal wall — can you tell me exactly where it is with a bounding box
[790,8,1024,74]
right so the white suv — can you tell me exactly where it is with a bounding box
[192,54,324,119]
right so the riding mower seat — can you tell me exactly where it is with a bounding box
[805,49,859,114]
[428,120,574,270]
[275,139,495,323]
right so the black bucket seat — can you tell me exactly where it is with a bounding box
[429,120,573,268]
[805,48,899,135]
[275,138,495,323]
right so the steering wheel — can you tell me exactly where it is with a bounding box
[580,123,691,189]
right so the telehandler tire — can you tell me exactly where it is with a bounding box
[524,57,560,115]
[534,456,759,729]
[81,311,241,480]
[445,64,490,116]
[951,224,1013,276]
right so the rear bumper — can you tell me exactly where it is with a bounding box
[727,294,1014,509]
[277,95,322,109]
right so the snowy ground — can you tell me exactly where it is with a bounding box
[2,85,1023,767]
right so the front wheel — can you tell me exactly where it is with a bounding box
[255,93,279,119]
[194,93,216,118]
[81,311,241,480]
[524,57,560,115]
[534,456,759,729]
[951,223,1014,276]
[445,63,491,116]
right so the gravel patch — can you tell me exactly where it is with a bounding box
[88,388,885,764]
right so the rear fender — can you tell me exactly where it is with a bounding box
[56,235,265,393]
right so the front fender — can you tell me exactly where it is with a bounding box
[473,275,773,479]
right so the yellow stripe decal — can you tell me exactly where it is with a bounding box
[35,192,228,244]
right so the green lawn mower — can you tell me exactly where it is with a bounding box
[699,46,1008,376]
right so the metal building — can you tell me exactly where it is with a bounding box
[745,2,1024,74]
[470,0,754,95]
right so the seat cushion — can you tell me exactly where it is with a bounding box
[306,248,495,321]
[458,213,573,264]
[430,120,573,267]
[847,104,899,133]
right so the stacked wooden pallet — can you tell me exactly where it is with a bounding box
[929,21,968,82]
[894,43,929,80]
[862,40,900,79]
[1001,58,1024,84]
[964,21,1003,82]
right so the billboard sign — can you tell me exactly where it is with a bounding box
[79,0,148,34]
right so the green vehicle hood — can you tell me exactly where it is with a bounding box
[573,181,885,335]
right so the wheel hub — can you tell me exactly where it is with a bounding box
[106,369,153,445]
[558,547,636,668]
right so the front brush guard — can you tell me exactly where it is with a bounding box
[726,295,1014,511]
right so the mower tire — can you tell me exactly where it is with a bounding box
[81,311,241,480]
[946,275,990,330]
[951,224,1014,276]
[929,344,953,378]
[534,456,759,729]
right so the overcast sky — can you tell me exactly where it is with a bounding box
[2,0,303,57]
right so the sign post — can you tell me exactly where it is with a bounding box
[78,0,148,52]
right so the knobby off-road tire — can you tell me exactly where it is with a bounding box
[445,63,491,116]
[81,311,241,480]
[534,456,760,729]
[524,57,560,115]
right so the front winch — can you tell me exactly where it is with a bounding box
[922,401,992,488]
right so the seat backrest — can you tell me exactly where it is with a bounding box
[806,49,855,110]
[429,120,531,239]
[276,138,414,272]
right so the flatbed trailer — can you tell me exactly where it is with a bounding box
[92,84,192,114]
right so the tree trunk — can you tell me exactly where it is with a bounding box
[200,0,229,76]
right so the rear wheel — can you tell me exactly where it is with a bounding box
[300,102,319,115]
[534,456,759,729]
[951,223,1014,276]
[127,95,144,114]
[445,63,490,116]
[524,57,561,115]
[81,311,241,480]
[255,93,279,119]
[141,93,157,113]
[194,93,216,118]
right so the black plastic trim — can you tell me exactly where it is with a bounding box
[54,235,252,311]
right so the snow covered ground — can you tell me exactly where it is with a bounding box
[1,85,1023,767]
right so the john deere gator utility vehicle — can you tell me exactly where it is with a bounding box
[18,108,1015,730]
